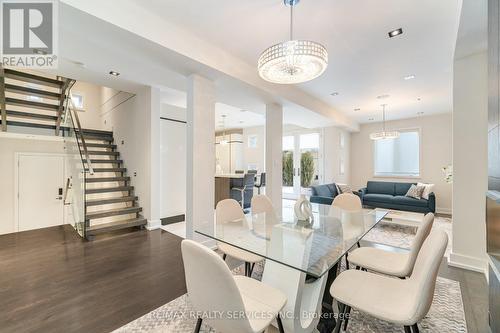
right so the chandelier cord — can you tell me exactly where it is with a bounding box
[290,4,294,40]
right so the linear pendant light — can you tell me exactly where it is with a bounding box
[370,104,400,140]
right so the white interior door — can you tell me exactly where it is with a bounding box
[17,154,65,232]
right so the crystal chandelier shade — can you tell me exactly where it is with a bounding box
[370,105,400,140]
[258,0,328,84]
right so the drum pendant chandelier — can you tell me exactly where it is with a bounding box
[258,0,328,84]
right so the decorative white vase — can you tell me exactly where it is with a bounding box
[294,195,313,221]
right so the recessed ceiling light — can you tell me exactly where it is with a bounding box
[377,94,390,100]
[404,74,416,80]
[109,71,120,76]
[388,28,403,38]
[239,120,244,123]
[331,92,339,96]
[240,109,247,112]
[417,97,422,101]
[354,108,361,111]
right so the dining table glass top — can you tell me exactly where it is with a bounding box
[195,204,388,278]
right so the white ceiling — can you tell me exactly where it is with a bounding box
[131,0,463,123]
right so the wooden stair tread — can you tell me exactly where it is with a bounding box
[6,110,57,121]
[5,83,62,100]
[83,159,123,164]
[82,143,117,149]
[85,177,130,183]
[4,68,63,88]
[86,151,120,156]
[85,167,126,172]
[86,206,142,220]
[86,196,138,206]
[0,119,56,130]
[86,218,146,235]
[80,133,113,141]
[86,186,133,194]
[5,97,59,111]
[80,128,113,136]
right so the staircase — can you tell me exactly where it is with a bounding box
[0,66,147,240]
[81,129,147,240]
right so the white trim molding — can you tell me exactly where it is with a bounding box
[146,219,162,230]
[448,252,488,275]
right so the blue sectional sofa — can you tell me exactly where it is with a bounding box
[310,183,339,205]
[359,181,435,214]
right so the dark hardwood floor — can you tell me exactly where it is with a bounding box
[0,225,490,333]
[0,225,186,333]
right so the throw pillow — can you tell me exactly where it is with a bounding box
[337,183,353,194]
[417,182,435,200]
[406,184,425,199]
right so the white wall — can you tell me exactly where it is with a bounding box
[350,113,453,213]
[0,135,64,235]
[323,126,351,185]
[242,126,266,173]
[451,51,488,272]
[71,81,104,130]
[160,104,186,219]
[100,86,162,229]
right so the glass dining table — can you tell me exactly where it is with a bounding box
[195,204,388,333]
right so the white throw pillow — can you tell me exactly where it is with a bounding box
[417,182,435,200]
[336,183,353,194]
[406,184,425,199]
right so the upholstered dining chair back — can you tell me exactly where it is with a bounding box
[405,213,435,275]
[181,240,254,332]
[332,193,362,212]
[406,230,448,324]
[251,194,275,215]
[216,198,245,223]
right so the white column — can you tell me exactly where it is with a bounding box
[266,103,283,217]
[186,74,215,240]
[451,52,488,273]
[147,86,162,230]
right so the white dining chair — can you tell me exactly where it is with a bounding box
[330,230,448,333]
[216,199,263,277]
[251,194,276,215]
[331,193,362,212]
[348,213,435,278]
[182,239,287,333]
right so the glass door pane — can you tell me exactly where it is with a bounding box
[299,133,320,196]
[282,136,296,199]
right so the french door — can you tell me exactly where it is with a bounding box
[282,132,322,199]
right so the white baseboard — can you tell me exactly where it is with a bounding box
[146,219,162,230]
[448,252,488,276]
[436,207,452,215]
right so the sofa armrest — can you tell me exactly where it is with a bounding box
[310,196,333,206]
[427,192,436,213]
[358,188,367,201]
[310,185,319,196]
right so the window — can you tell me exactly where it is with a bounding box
[248,135,257,148]
[71,93,84,109]
[374,130,420,177]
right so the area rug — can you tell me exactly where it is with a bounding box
[113,263,466,333]
[362,215,453,257]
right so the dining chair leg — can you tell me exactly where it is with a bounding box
[333,303,346,333]
[357,241,361,248]
[249,263,255,277]
[411,323,420,333]
[276,313,285,333]
[222,253,227,261]
[345,253,350,270]
[343,305,351,331]
[244,262,249,277]
[194,318,202,333]
[404,326,412,333]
